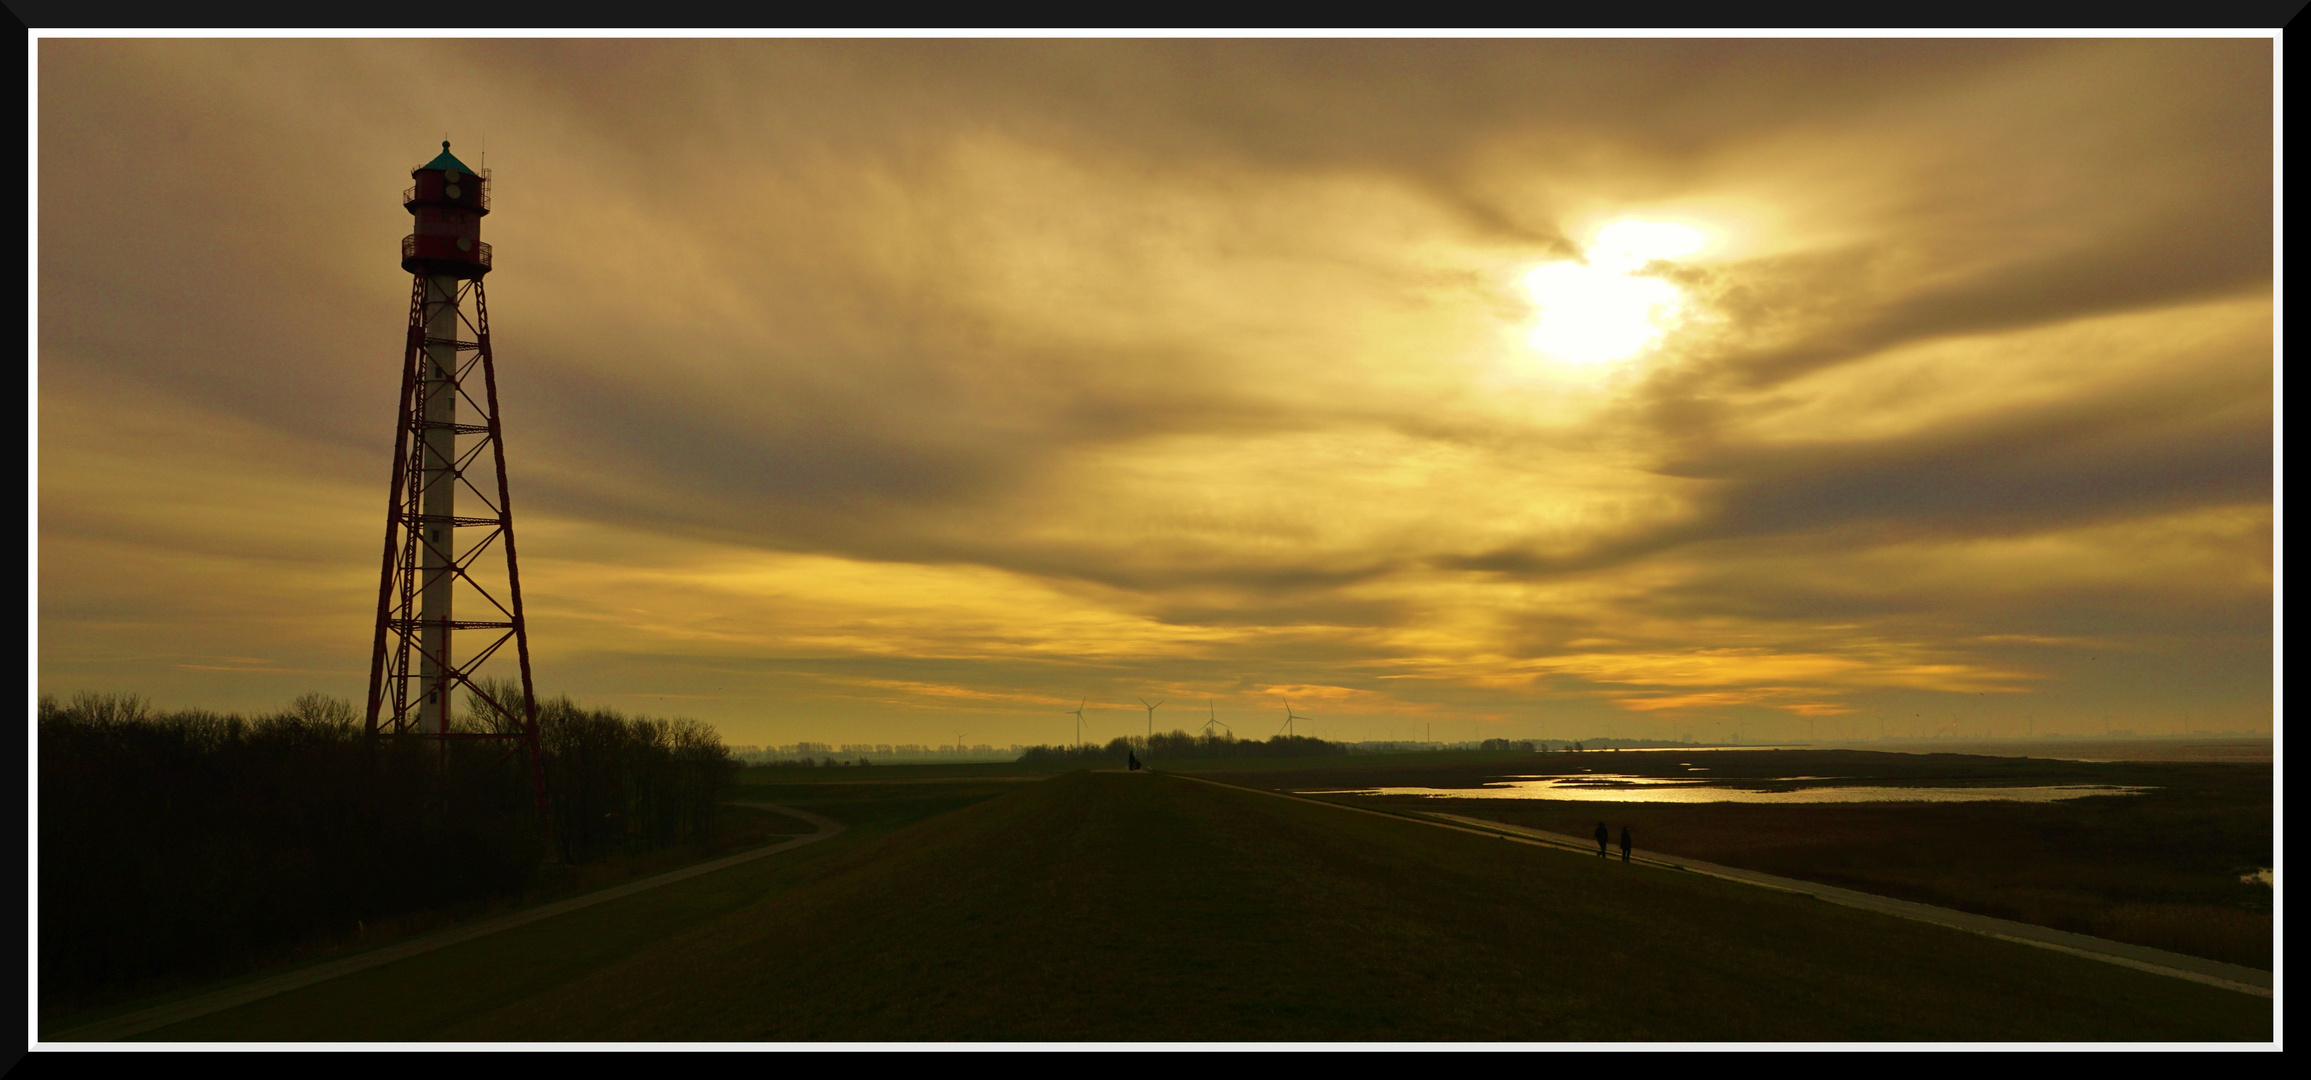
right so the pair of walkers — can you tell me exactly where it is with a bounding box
[1595,822,1631,863]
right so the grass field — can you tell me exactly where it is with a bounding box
[727,749,1553,784]
[737,760,1073,782]
[44,781,1017,1040]
[1195,749,2274,969]
[38,800,827,1031]
[137,770,2268,1042]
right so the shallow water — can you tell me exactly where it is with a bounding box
[1302,774,2153,804]
[2242,867,2273,887]
[1561,739,2272,763]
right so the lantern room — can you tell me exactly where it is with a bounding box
[401,141,492,278]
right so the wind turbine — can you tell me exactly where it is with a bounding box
[1280,702,1310,738]
[1064,697,1087,748]
[1201,700,1232,739]
[1139,697,1164,744]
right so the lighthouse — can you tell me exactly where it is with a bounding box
[366,142,545,814]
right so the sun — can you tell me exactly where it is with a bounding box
[1522,220,1709,365]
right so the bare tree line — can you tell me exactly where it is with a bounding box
[1016,730,1352,763]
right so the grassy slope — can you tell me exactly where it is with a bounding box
[1207,750,2274,969]
[165,770,2267,1041]
[115,781,1014,1042]
[41,801,817,1032]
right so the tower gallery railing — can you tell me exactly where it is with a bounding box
[402,234,493,269]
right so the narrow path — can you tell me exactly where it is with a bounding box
[1166,773,2273,999]
[49,803,845,1043]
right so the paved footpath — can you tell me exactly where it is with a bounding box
[1168,773,2273,999]
[49,803,845,1043]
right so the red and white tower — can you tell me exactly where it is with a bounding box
[364,141,545,811]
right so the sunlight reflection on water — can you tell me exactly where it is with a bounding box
[1302,775,2153,804]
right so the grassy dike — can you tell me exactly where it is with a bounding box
[96,779,1013,1042]
[41,803,817,1035]
[148,770,2267,1042]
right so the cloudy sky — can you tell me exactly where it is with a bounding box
[36,38,2274,748]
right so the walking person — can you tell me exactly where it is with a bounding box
[1620,825,1632,863]
[1594,821,1609,858]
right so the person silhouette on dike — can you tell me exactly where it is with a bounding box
[1128,749,1141,771]
[1595,821,1609,858]
[1620,825,1632,863]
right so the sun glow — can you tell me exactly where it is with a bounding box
[1523,220,1709,364]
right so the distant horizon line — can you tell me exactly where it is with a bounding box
[727,730,2275,758]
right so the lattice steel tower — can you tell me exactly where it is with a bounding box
[364,141,545,811]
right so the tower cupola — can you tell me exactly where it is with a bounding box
[401,141,492,277]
